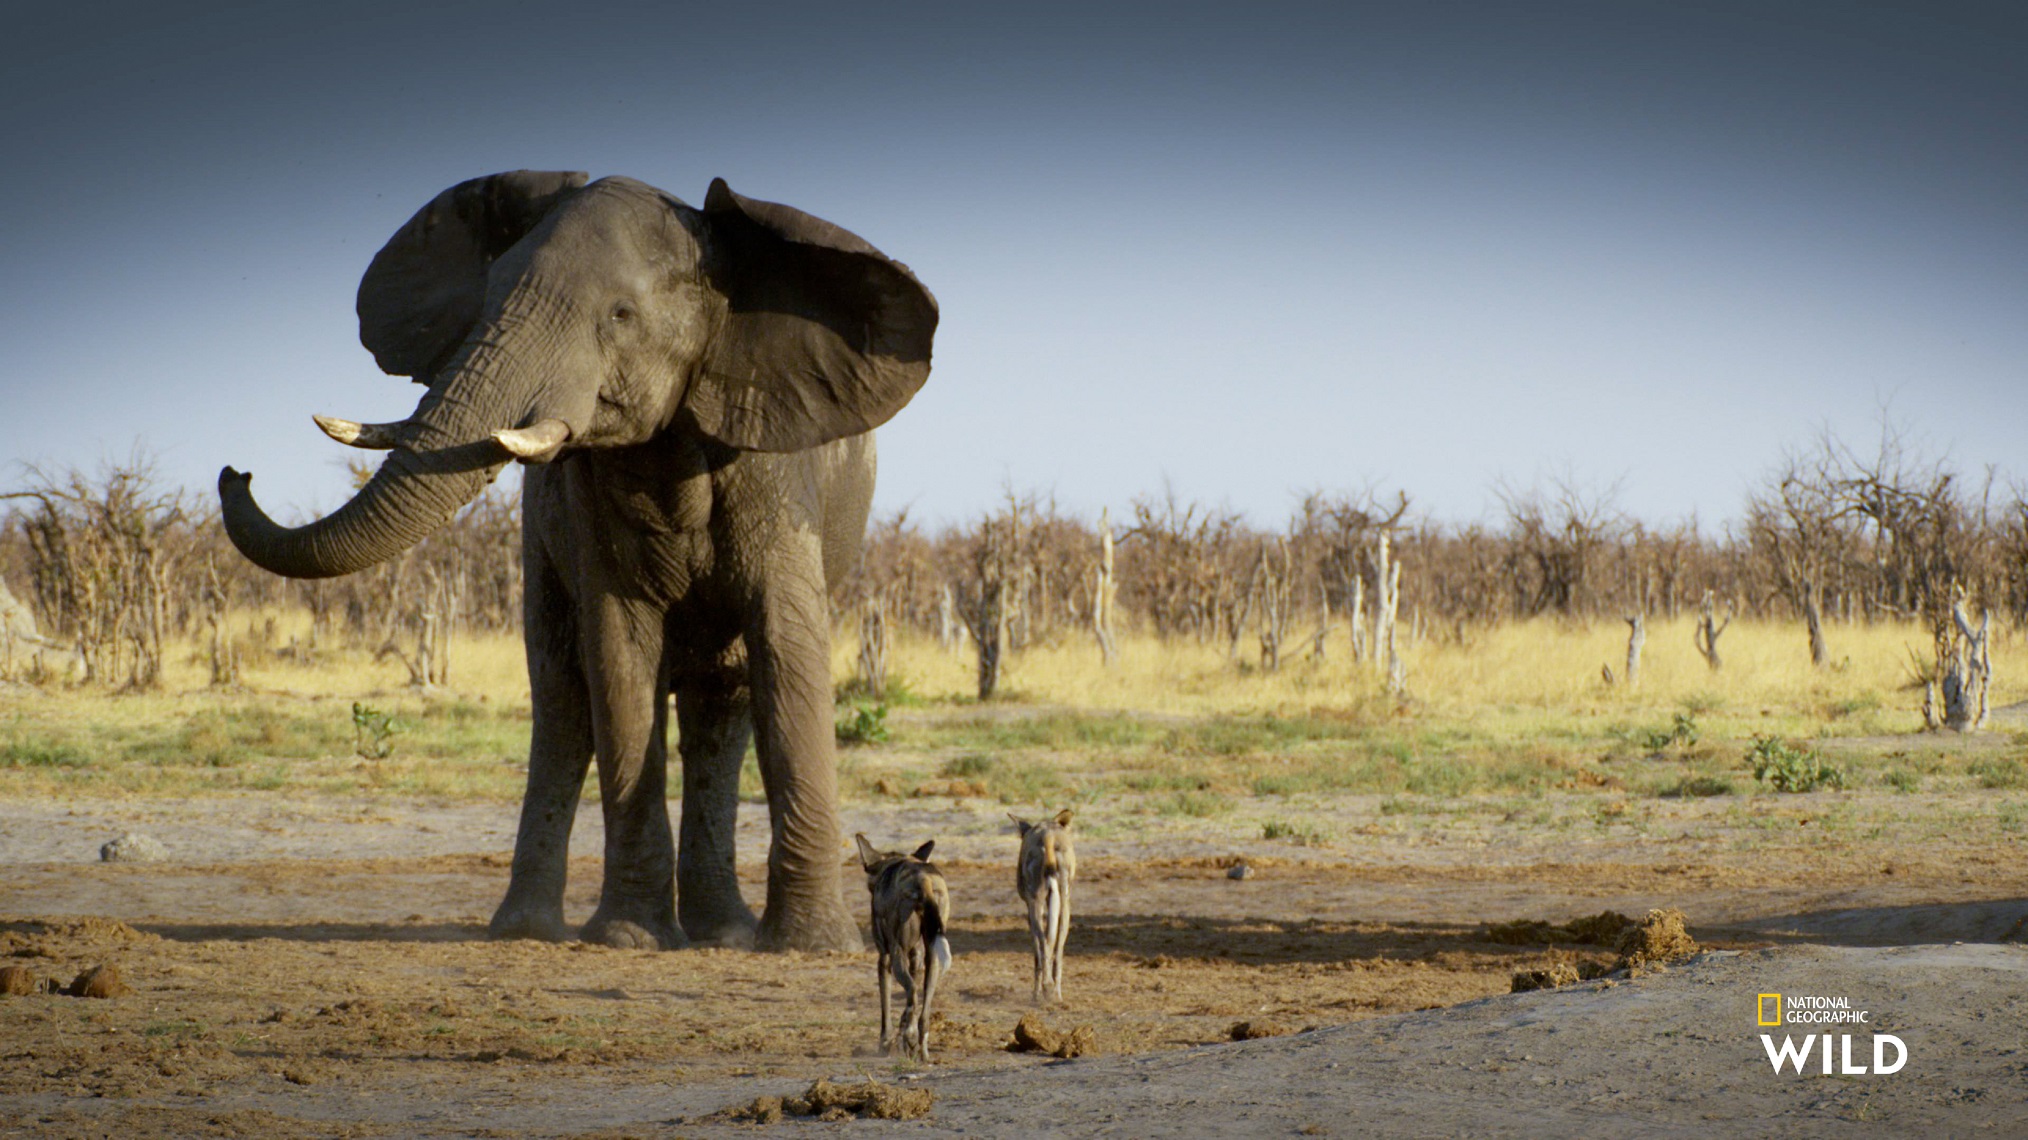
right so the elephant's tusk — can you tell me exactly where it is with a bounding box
[493,419,571,462]
[313,415,405,450]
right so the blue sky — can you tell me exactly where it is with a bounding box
[2,1,2022,529]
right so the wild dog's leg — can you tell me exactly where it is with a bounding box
[675,675,758,946]
[1050,875,1073,1002]
[877,944,894,1054]
[896,945,922,1060]
[1026,888,1049,1004]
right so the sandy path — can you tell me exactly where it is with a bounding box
[2,792,2024,1137]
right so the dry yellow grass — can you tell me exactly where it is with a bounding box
[4,612,2019,803]
[855,617,2021,734]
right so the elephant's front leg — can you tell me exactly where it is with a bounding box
[743,571,862,953]
[675,678,759,946]
[579,595,685,950]
[492,554,593,942]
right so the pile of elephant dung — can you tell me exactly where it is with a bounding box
[1008,1012,1097,1058]
[1484,910,1638,947]
[710,1078,933,1124]
[67,963,133,998]
[1511,961,1612,993]
[1509,908,1701,992]
[1616,907,1698,968]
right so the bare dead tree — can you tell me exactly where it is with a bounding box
[957,499,1028,701]
[1925,589,1991,731]
[856,595,890,700]
[202,555,239,687]
[1255,538,1292,671]
[1746,453,1847,667]
[1692,589,1731,671]
[1621,612,1645,688]
[1495,477,1625,619]
[1092,507,1118,665]
[6,456,185,689]
[1118,485,1249,643]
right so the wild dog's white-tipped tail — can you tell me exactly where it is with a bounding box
[1043,878,1061,944]
[932,935,952,971]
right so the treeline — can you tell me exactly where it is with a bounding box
[0,456,519,689]
[839,443,2028,658]
[3,430,2022,714]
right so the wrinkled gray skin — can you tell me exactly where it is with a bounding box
[218,172,937,952]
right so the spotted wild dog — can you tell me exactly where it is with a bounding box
[854,834,952,1061]
[1010,808,1076,1003]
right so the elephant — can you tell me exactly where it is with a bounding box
[218,170,937,952]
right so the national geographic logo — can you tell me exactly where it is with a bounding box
[1756,992,1906,1075]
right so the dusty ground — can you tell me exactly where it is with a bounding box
[1,790,2024,1137]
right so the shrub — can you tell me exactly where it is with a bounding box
[1745,735,1844,793]
[835,702,890,746]
[1641,713,1699,752]
[352,702,400,760]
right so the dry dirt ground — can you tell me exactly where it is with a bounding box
[1,793,2024,1137]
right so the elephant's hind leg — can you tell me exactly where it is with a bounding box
[675,677,759,947]
[492,550,594,943]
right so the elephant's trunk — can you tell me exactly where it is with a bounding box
[219,314,566,580]
[219,444,500,580]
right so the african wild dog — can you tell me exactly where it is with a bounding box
[1010,808,1076,1004]
[854,834,952,1061]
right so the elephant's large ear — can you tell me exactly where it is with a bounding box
[687,179,939,451]
[356,170,590,379]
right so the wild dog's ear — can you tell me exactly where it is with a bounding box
[854,833,882,871]
[1053,808,1075,828]
[912,840,936,862]
[1007,812,1033,836]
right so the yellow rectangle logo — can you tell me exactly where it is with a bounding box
[1758,993,1782,1026]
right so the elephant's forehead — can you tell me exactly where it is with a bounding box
[539,177,700,268]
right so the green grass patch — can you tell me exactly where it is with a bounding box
[1655,775,1735,798]
[0,738,91,768]
[1155,790,1232,818]
[1879,767,1922,793]
[1969,758,2028,790]
[1261,818,1329,846]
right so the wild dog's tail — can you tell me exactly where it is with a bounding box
[924,893,953,972]
[1042,875,1062,946]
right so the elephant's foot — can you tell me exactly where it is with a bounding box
[679,894,760,949]
[755,897,863,953]
[488,897,570,943]
[581,909,688,951]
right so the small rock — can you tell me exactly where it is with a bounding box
[1226,862,1254,881]
[100,833,168,863]
[0,966,37,996]
[68,964,132,999]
